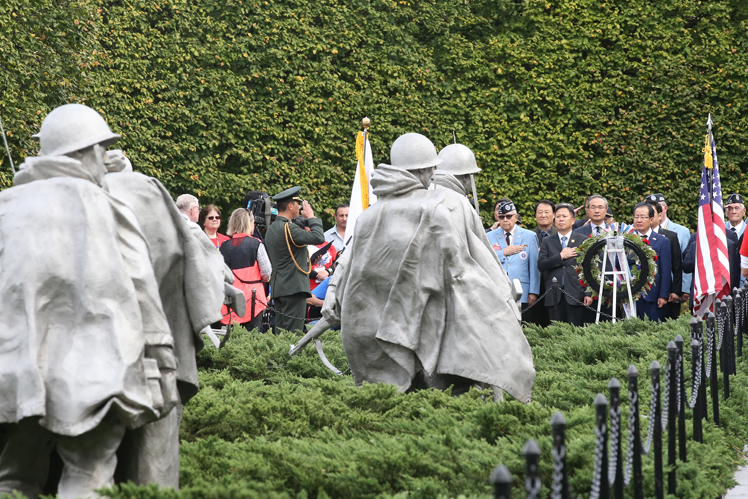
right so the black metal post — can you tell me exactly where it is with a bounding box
[721,301,731,399]
[736,290,743,357]
[490,465,512,499]
[593,393,609,499]
[251,288,257,324]
[691,339,703,443]
[552,277,559,306]
[627,366,643,499]
[706,311,720,426]
[652,360,664,499]
[608,379,623,499]
[674,334,687,463]
[725,295,735,375]
[523,440,542,499]
[667,341,677,495]
[550,412,569,499]
[696,317,708,423]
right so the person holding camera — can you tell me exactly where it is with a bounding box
[264,186,325,332]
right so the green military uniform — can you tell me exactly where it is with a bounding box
[264,188,325,332]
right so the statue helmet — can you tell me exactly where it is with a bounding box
[437,143,481,175]
[389,133,442,171]
[33,104,121,157]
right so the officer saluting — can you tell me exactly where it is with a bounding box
[264,186,325,332]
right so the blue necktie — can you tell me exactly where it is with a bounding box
[561,236,567,286]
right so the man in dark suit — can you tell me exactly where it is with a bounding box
[527,200,557,327]
[632,203,672,322]
[646,200,683,320]
[538,203,589,326]
[575,194,611,238]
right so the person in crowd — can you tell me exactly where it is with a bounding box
[199,204,230,249]
[538,203,589,326]
[309,241,337,292]
[575,195,611,237]
[487,200,540,320]
[645,199,683,319]
[264,187,325,333]
[526,200,556,327]
[324,203,349,251]
[632,202,672,322]
[725,193,746,238]
[647,193,690,303]
[487,197,511,232]
[176,194,200,223]
[605,206,615,226]
[220,209,272,331]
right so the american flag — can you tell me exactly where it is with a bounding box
[693,119,731,317]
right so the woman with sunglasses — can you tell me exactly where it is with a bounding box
[199,204,229,249]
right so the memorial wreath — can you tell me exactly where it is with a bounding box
[574,232,657,302]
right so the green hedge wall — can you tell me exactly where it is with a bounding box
[3,0,748,227]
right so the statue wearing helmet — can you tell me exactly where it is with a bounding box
[0,104,181,499]
[329,132,535,403]
[434,143,481,212]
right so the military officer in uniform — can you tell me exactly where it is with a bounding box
[264,187,325,332]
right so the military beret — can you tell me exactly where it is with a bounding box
[646,193,666,203]
[726,193,744,205]
[272,186,303,203]
[498,201,516,215]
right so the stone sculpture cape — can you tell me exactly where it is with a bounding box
[0,156,175,436]
[332,164,536,402]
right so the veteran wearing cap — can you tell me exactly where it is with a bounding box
[725,193,746,239]
[487,200,540,316]
[264,186,325,332]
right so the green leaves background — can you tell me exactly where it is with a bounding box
[2,0,748,226]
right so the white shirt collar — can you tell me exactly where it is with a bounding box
[558,230,572,243]
[729,220,745,232]
[639,229,653,238]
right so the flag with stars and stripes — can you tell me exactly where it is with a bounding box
[693,121,731,317]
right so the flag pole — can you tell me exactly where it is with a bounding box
[706,114,713,205]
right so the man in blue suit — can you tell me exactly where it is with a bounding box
[487,200,540,321]
[633,202,672,322]
[647,193,691,304]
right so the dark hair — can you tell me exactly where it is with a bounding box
[534,200,556,214]
[644,199,662,214]
[198,204,220,226]
[335,203,349,216]
[277,199,293,212]
[634,202,655,218]
[555,203,575,217]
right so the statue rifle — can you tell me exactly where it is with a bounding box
[0,115,16,174]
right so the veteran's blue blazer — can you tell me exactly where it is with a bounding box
[487,226,540,303]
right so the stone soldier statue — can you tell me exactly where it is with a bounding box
[264,186,325,332]
[0,104,178,499]
[433,143,481,198]
[331,133,536,402]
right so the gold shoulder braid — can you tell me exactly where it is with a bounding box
[284,222,312,275]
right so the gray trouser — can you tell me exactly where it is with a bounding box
[116,403,182,489]
[0,417,125,499]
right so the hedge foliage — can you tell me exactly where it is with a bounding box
[89,317,748,499]
[3,0,748,227]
